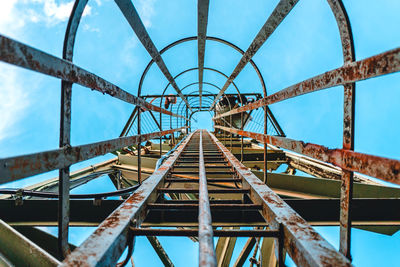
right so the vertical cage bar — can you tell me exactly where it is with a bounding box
[240,112,244,162]
[160,112,163,157]
[57,0,88,258]
[264,106,267,183]
[326,0,356,260]
[137,108,142,184]
[198,0,210,107]
[339,82,355,259]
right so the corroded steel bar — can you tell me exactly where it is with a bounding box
[146,236,174,267]
[209,0,298,109]
[214,47,400,119]
[0,219,60,266]
[147,203,260,210]
[233,237,256,267]
[59,0,89,257]
[114,0,192,111]
[215,126,400,185]
[0,35,185,120]
[208,131,351,267]
[264,107,267,183]
[197,137,216,261]
[199,130,217,266]
[198,0,210,107]
[137,109,142,184]
[131,229,279,237]
[0,127,187,184]
[327,0,356,260]
[283,149,376,184]
[58,0,88,258]
[60,132,194,266]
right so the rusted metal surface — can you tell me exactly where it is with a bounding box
[137,36,267,98]
[131,228,279,238]
[0,35,185,120]
[283,149,377,184]
[264,107,268,183]
[327,0,356,259]
[58,0,88,258]
[60,132,194,266]
[198,0,210,107]
[210,0,299,109]
[0,0,397,265]
[208,131,352,267]
[214,47,400,120]
[114,0,192,111]
[160,67,242,103]
[198,130,217,266]
[215,126,400,185]
[340,170,353,259]
[137,109,142,184]
[0,127,187,184]
[0,219,60,266]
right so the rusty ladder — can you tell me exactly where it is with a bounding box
[131,130,282,266]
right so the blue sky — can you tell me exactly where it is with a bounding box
[1,0,400,266]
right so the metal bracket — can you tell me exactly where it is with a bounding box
[14,189,23,206]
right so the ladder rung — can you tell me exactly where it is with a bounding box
[130,228,279,238]
[157,188,249,194]
[170,171,234,175]
[147,203,261,210]
[172,165,231,169]
[162,199,244,204]
[176,161,226,164]
[165,178,241,183]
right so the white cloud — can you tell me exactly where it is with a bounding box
[0,65,29,142]
[0,0,25,34]
[120,36,139,69]
[136,0,157,28]
[0,0,93,31]
[82,23,100,33]
[0,0,93,143]
[28,0,92,26]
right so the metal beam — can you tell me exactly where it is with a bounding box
[214,47,400,119]
[142,93,261,98]
[208,131,351,267]
[14,226,77,261]
[1,198,399,226]
[1,127,187,184]
[215,126,400,185]
[0,219,60,266]
[0,35,185,120]
[146,236,174,267]
[215,227,237,267]
[198,0,210,107]
[198,130,217,266]
[210,0,298,109]
[260,238,277,267]
[115,0,192,111]
[60,132,194,266]
[233,237,256,267]
[282,148,377,184]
